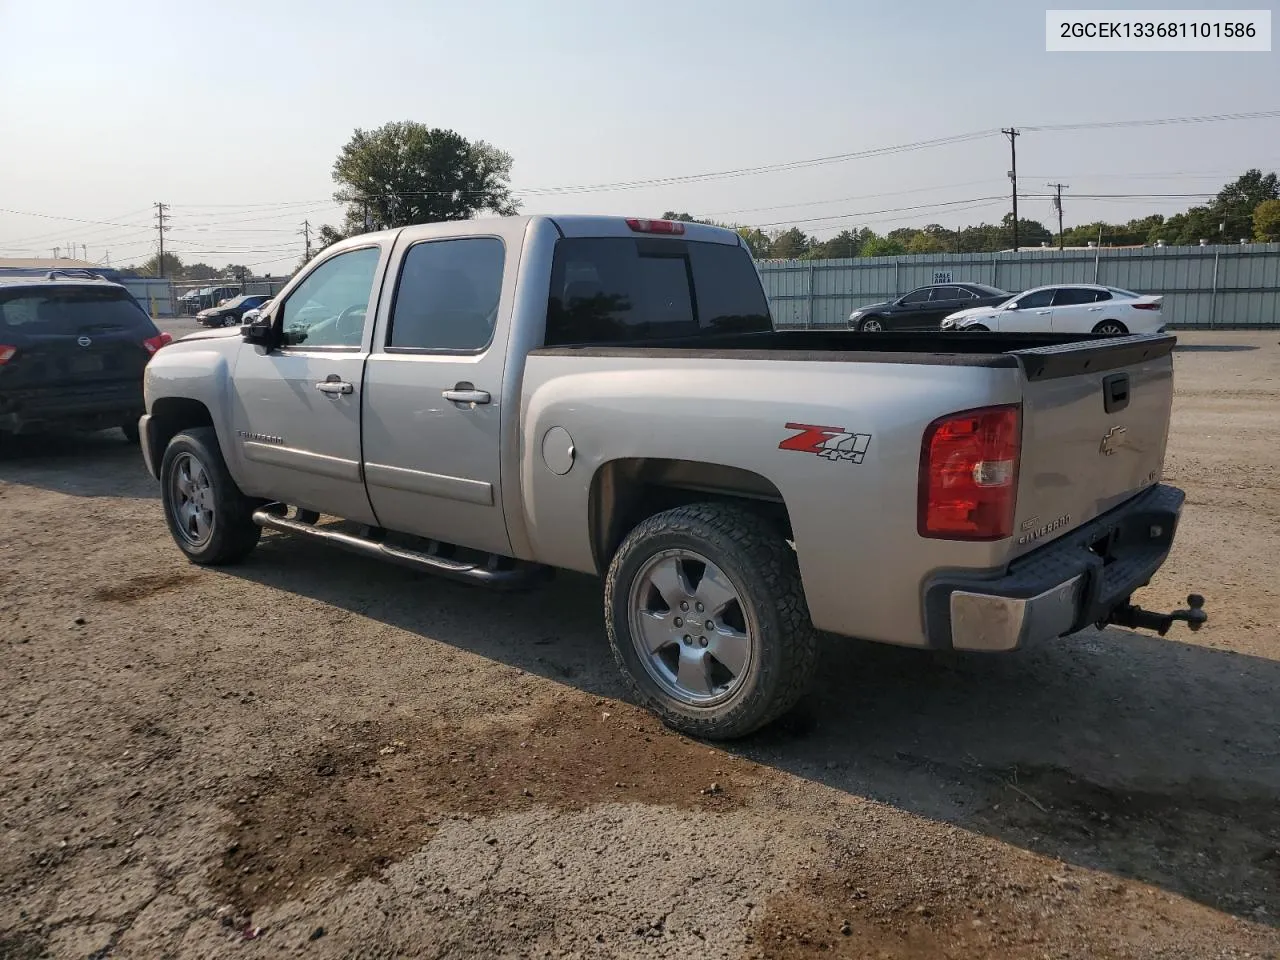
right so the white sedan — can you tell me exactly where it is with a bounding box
[941,284,1165,335]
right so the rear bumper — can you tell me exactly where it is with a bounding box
[0,384,143,434]
[923,483,1185,651]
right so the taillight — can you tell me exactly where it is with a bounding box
[1132,301,1161,310]
[143,332,173,355]
[626,218,685,235]
[919,404,1021,541]
[0,345,15,365]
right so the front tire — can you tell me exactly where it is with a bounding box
[965,323,989,332]
[859,317,884,333]
[604,503,820,740]
[159,427,260,565]
[120,420,140,444]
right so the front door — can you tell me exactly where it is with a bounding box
[229,244,386,523]
[360,234,513,556]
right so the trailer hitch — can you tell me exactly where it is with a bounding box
[1104,593,1207,636]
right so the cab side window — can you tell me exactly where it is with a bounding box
[387,238,506,352]
[279,247,381,349]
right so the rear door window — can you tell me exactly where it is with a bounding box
[1051,287,1098,306]
[0,286,152,335]
[546,238,770,345]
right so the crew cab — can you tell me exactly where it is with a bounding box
[138,216,1204,739]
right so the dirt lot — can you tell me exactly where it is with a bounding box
[2,330,1278,960]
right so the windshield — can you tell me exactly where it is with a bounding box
[0,286,152,334]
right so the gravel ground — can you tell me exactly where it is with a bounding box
[2,330,1278,960]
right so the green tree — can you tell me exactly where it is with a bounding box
[810,229,868,259]
[1213,169,1279,242]
[770,227,813,259]
[860,235,906,258]
[906,225,952,254]
[322,121,518,239]
[180,262,219,281]
[737,227,774,257]
[129,252,184,278]
[1254,199,1280,242]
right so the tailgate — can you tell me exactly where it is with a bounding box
[1010,335,1175,558]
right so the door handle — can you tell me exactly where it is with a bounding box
[1035,310,1051,315]
[316,378,353,395]
[1088,306,1103,311]
[443,382,491,405]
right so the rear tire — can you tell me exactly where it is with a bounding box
[160,427,260,565]
[1093,320,1128,335]
[604,502,820,740]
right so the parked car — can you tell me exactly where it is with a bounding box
[181,285,242,315]
[139,215,1204,739]
[196,294,271,328]
[848,283,1011,332]
[1,273,171,441]
[942,284,1165,335]
[238,298,273,327]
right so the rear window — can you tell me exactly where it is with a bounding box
[0,286,152,334]
[545,238,771,346]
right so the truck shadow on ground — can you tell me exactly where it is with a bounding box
[227,536,1280,928]
[0,431,158,499]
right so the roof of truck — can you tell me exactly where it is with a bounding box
[352,215,744,247]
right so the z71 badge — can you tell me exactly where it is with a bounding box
[779,423,872,464]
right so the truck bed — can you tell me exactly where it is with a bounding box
[532,329,1176,379]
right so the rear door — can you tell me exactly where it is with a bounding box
[0,284,158,394]
[228,243,387,522]
[1011,339,1174,557]
[360,233,515,556]
[924,286,970,328]
[1049,286,1105,332]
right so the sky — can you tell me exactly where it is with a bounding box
[1,0,1277,271]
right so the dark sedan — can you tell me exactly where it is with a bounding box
[196,294,270,328]
[847,283,1012,332]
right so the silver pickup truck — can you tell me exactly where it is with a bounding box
[139,215,1205,739]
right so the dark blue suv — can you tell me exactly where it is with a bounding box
[0,274,171,441]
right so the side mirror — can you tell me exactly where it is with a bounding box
[241,313,274,346]
[1005,302,1020,310]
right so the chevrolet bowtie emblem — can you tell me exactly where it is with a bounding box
[1100,425,1127,456]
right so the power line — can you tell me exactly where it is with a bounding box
[1020,108,1280,133]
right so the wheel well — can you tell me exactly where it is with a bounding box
[147,397,215,470]
[588,458,792,573]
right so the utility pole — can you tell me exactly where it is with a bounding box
[81,243,88,260]
[299,219,313,261]
[1047,183,1069,250]
[154,202,169,278]
[1001,128,1020,251]
[53,247,60,259]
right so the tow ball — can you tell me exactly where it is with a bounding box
[1104,594,1207,636]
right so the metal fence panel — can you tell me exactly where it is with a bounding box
[758,243,1280,329]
